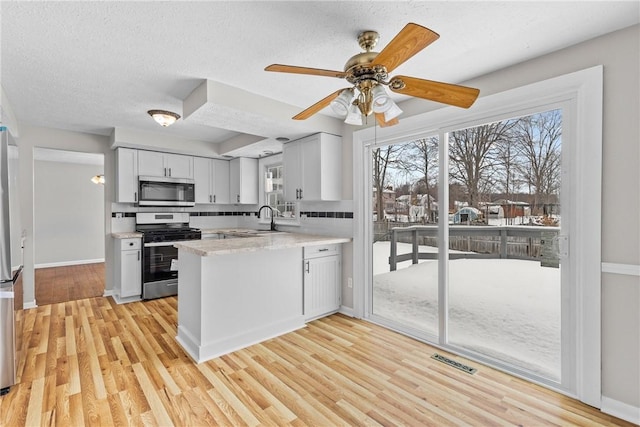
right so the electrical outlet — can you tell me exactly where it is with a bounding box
[347,277,353,288]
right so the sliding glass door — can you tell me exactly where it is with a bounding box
[371,137,440,338]
[446,110,565,382]
[368,106,571,387]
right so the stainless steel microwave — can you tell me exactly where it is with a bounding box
[138,176,195,207]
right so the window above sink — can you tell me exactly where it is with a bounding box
[259,155,300,227]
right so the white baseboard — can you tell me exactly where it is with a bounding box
[23,300,37,310]
[111,293,141,305]
[601,396,640,425]
[35,258,105,269]
[177,316,306,364]
[339,306,356,318]
[102,289,114,297]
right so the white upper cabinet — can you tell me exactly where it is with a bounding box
[165,153,193,178]
[138,150,194,179]
[283,141,302,201]
[212,159,230,204]
[193,157,212,204]
[229,157,258,204]
[283,132,342,202]
[115,148,138,203]
[194,157,231,204]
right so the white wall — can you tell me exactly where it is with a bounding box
[34,159,104,266]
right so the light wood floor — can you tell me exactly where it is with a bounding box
[14,263,105,309]
[1,296,635,427]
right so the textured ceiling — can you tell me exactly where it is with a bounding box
[1,1,638,157]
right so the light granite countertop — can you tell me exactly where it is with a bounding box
[112,232,143,239]
[175,231,351,257]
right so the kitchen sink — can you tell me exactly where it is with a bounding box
[219,229,287,238]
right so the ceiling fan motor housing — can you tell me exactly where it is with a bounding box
[344,31,388,86]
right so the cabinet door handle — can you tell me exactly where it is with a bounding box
[164,167,167,176]
[137,251,140,261]
[213,195,216,203]
[305,261,310,273]
[134,192,137,202]
[209,194,212,203]
[299,188,303,199]
[237,195,240,203]
[319,248,329,252]
[169,168,172,176]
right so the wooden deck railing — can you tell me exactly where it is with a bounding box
[388,225,560,271]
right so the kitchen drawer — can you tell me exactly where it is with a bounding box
[304,244,340,259]
[118,238,141,251]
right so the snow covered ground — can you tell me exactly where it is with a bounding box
[372,241,561,380]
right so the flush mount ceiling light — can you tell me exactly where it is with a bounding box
[265,23,480,127]
[147,109,180,127]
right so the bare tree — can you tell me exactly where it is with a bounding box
[494,132,525,201]
[513,110,562,214]
[449,121,515,207]
[372,145,404,220]
[405,136,439,222]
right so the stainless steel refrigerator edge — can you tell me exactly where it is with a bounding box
[0,126,21,395]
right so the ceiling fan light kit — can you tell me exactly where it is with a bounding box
[147,109,181,127]
[345,102,364,126]
[265,23,480,127]
[330,88,355,116]
[383,102,403,122]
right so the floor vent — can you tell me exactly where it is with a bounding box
[431,353,477,374]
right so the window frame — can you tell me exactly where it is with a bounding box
[257,153,300,226]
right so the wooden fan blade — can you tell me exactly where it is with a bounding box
[371,23,439,73]
[375,113,399,128]
[293,89,349,120]
[265,64,347,79]
[389,75,480,108]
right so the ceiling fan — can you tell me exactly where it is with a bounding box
[265,23,480,127]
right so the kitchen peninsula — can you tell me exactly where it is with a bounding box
[174,230,350,363]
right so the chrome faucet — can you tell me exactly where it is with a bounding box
[257,205,277,231]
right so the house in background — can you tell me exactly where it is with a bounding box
[0,2,638,424]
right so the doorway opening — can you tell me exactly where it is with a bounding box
[32,148,105,306]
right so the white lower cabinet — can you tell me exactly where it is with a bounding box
[114,238,142,302]
[303,244,341,321]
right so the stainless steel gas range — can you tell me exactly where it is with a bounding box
[135,213,201,300]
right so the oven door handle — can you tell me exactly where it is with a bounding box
[144,242,180,247]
